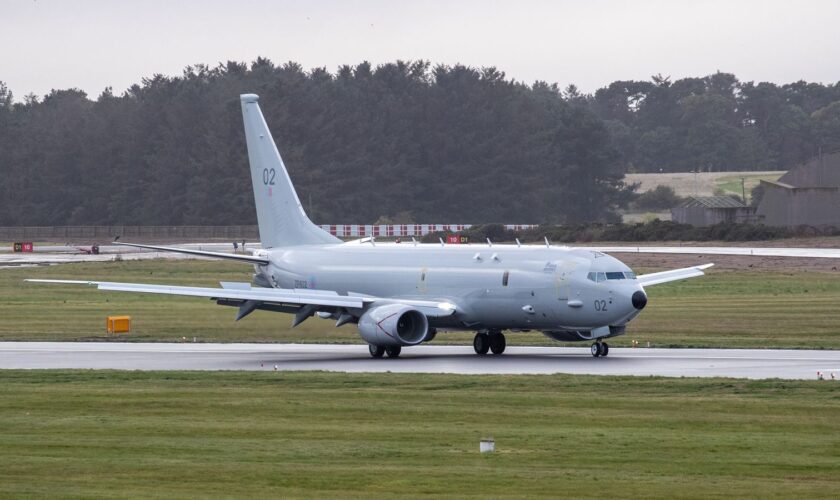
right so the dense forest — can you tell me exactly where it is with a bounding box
[0,59,838,226]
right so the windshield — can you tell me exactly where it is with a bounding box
[587,271,636,282]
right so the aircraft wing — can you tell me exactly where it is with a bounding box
[636,264,714,287]
[25,279,458,316]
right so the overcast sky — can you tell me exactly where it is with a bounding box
[3,0,840,100]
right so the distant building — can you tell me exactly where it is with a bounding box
[671,196,757,226]
[757,152,840,227]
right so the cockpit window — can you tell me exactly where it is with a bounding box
[586,272,607,282]
[591,271,635,282]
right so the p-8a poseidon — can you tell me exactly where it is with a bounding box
[30,94,713,358]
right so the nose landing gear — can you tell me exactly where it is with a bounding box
[591,341,609,357]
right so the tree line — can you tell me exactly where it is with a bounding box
[0,60,838,226]
[582,72,840,172]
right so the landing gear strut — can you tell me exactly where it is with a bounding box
[590,341,609,357]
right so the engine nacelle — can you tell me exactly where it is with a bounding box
[358,303,429,346]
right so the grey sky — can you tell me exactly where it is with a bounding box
[3,0,840,100]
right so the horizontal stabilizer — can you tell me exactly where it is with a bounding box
[114,242,269,265]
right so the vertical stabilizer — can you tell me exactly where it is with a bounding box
[240,94,340,248]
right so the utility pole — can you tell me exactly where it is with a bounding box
[691,169,698,197]
[740,177,747,204]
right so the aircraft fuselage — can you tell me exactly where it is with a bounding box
[257,242,646,335]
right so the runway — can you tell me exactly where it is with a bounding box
[0,342,837,379]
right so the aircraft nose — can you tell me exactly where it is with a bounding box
[632,290,647,310]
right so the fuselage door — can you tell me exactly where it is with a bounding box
[417,266,428,294]
[554,261,577,300]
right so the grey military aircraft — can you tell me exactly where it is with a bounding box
[30,94,715,358]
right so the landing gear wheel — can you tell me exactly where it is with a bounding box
[385,345,402,358]
[473,333,490,355]
[424,328,437,343]
[600,342,609,357]
[489,333,506,355]
[591,343,601,357]
[368,344,385,358]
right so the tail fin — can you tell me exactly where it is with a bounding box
[240,94,340,248]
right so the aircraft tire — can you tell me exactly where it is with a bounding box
[385,345,402,358]
[473,333,490,355]
[590,343,601,357]
[489,333,506,355]
[600,342,609,357]
[369,344,385,358]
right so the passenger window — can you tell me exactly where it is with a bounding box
[606,272,624,280]
[502,270,510,286]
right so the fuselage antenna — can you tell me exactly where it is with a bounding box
[439,237,445,247]
[545,236,551,248]
[370,236,376,247]
[487,238,492,247]
[411,237,417,246]
[515,238,521,247]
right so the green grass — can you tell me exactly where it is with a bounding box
[715,173,783,202]
[0,370,837,498]
[3,259,840,348]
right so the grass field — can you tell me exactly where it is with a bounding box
[621,171,784,221]
[715,173,784,203]
[2,259,840,349]
[624,171,784,199]
[0,370,837,498]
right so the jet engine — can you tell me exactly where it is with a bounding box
[357,303,429,346]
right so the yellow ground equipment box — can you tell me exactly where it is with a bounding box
[107,316,131,334]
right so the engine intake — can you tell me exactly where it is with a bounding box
[358,303,429,346]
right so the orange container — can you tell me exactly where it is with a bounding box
[106,316,131,334]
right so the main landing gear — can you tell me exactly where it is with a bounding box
[368,344,402,358]
[474,331,506,355]
[590,341,609,357]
